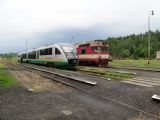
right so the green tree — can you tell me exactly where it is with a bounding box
[107,30,160,59]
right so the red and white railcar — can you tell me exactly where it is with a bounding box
[75,40,109,67]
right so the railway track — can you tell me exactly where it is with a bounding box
[20,64,97,85]
[14,64,160,119]
[109,66,160,72]
[15,64,96,92]
[79,65,160,72]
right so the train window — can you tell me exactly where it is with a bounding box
[40,48,52,55]
[40,49,45,55]
[55,48,61,54]
[91,47,94,51]
[22,54,27,59]
[101,47,108,52]
[45,49,48,55]
[28,51,36,59]
[81,49,86,54]
[48,48,52,55]
[91,47,96,51]
[91,47,98,52]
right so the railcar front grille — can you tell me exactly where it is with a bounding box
[68,59,79,65]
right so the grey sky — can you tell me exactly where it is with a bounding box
[0,0,160,53]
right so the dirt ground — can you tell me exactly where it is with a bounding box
[0,59,71,93]
[10,69,71,93]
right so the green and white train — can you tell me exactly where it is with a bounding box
[18,43,79,68]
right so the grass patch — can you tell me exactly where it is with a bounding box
[0,64,19,88]
[78,67,135,80]
[104,71,134,80]
[110,60,160,69]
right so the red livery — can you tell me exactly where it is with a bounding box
[75,40,109,67]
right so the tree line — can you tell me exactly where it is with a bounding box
[107,30,160,59]
[0,53,17,58]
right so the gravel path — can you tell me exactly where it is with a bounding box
[1,63,160,120]
[17,63,160,119]
[0,87,158,120]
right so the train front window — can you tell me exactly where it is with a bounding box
[92,47,100,53]
[91,47,97,51]
[101,47,108,52]
[62,46,76,53]
[92,46,108,53]
[62,46,77,58]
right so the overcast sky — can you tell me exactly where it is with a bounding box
[0,0,160,53]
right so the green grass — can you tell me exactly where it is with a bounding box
[110,60,160,69]
[78,67,135,80]
[0,64,18,88]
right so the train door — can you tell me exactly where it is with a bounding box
[52,47,55,60]
[54,47,64,66]
[55,47,61,58]
[36,50,39,59]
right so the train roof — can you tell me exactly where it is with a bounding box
[74,39,108,47]
[18,43,74,54]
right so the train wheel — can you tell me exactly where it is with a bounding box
[97,63,102,67]
[104,61,108,67]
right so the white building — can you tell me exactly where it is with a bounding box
[156,49,160,60]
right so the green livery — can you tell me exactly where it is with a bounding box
[27,59,70,67]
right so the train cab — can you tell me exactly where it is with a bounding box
[75,40,109,67]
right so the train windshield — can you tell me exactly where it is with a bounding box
[62,46,77,59]
[92,46,108,52]
[62,46,76,53]
[101,47,108,52]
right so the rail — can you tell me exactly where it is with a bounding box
[20,64,97,85]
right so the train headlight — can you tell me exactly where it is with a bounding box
[66,55,68,58]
